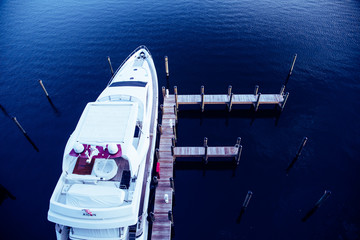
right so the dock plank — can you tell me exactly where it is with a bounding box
[151,213,172,240]
[173,146,238,157]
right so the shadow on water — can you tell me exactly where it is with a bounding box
[286,137,308,174]
[236,191,253,224]
[302,191,331,222]
[286,155,299,174]
[0,104,40,152]
[174,159,237,170]
[236,208,246,224]
[0,184,16,205]
[174,159,238,176]
[47,97,61,116]
[178,107,282,126]
[0,104,11,118]
[302,205,319,222]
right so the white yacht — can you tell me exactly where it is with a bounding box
[48,46,158,240]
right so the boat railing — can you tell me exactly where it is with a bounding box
[107,45,151,86]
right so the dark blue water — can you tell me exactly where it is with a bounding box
[1,0,359,239]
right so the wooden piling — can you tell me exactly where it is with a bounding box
[242,191,253,208]
[296,137,308,157]
[107,56,114,76]
[302,190,331,222]
[160,104,164,115]
[172,138,176,148]
[228,93,234,112]
[169,177,175,194]
[158,124,162,135]
[168,211,174,227]
[39,80,49,97]
[285,54,297,86]
[173,105,178,123]
[12,117,39,152]
[13,117,26,134]
[39,80,59,114]
[228,85,232,96]
[201,86,205,112]
[155,148,159,160]
[254,93,261,111]
[236,145,243,165]
[254,85,259,95]
[148,212,155,223]
[281,92,289,111]
[165,56,169,77]
[162,86,166,98]
[289,54,297,76]
[203,137,208,164]
[172,124,177,141]
[237,190,253,223]
[236,137,241,146]
[201,93,205,112]
[153,176,158,188]
[280,85,285,95]
[286,137,308,173]
[174,86,178,110]
[315,190,331,207]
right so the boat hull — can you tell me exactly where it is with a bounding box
[48,46,158,240]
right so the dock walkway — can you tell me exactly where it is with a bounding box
[151,94,175,240]
[172,85,289,112]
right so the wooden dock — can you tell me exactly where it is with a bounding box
[174,146,238,158]
[151,91,244,240]
[171,85,289,112]
[151,93,176,240]
[151,55,295,239]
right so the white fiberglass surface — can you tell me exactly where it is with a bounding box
[76,102,137,144]
[66,184,125,208]
[70,227,123,239]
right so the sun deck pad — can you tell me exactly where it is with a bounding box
[76,102,138,144]
[66,184,125,208]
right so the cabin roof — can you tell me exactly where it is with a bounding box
[76,102,138,144]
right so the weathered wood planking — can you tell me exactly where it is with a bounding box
[173,146,238,157]
[177,94,284,105]
[151,94,176,240]
[151,213,172,239]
